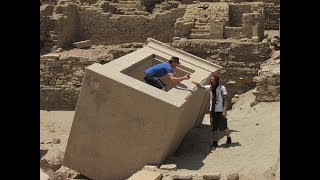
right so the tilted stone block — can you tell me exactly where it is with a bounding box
[63,38,222,180]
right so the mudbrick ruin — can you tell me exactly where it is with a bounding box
[40,0,280,179]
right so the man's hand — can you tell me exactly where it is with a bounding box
[183,73,190,80]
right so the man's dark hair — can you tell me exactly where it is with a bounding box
[168,56,180,64]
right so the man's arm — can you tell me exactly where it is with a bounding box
[167,72,190,83]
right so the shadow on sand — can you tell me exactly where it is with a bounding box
[162,125,241,170]
[219,142,242,148]
[40,149,48,159]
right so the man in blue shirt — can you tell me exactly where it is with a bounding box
[144,56,190,91]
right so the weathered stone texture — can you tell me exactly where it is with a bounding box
[232,0,279,2]
[252,57,280,102]
[229,4,251,27]
[202,172,221,179]
[242,12,264,41]
[127,170,163,180]
[40,45,146,110]
[172,39,271,110]
[212,60,262,110]
[176,2,229,38]
[264,3,280,30]
[40,148,64,172]
[40,85,81,110]
[227,173,239,180]
[40,169,49,180]
[171,172,192,179]
[40,50,111,110]
[171,39,271,62]
[210,21,225,39]
[40,3,80,51]
[160,164,177,171]
[54,3,80,48]
[225,3,265,40]
[224,26,243,39]
[78,5,185,45]
[175,19,194,38]
[73,40,92,48]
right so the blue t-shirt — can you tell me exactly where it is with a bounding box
[145,62,173,77]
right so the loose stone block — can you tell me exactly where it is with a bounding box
[160,164,177,171]
[127,170,162,180]
[73,40,92,49]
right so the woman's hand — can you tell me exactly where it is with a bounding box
[222,111,227,117]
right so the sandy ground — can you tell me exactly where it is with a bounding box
[40,89,280,180]
[166,89,280,180]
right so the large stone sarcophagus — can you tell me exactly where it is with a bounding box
[63,38,222,180]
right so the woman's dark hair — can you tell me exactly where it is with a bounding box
[210,72,220,88]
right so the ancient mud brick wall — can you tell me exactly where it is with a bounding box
[53,3,80,48]
[242,12,264,41]
[41,0,58,4]
[40,45,141,110]
[41,5,55,51]
[224,27,242,38]
[40,55,96,110]
[77,6,185,45]
[252,58,280,102]
[264,3,280,30]
[175,2,229,38]
[40,3,80,50]
[172,39,271,109]
[232,0,279,2]
[40,56,86,110]
[229,4,251,27]
[227,3,264,40]
[80,0,99,5]
[40,16,50,50]
[40,51,112,110]
[40,0,99,5]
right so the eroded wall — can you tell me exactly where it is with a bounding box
[77,6,185,45]
[172,39,271,109]
[40,45,142,110]
[253,57,280,103]
[40,3,80,51]
[264,3,280,30]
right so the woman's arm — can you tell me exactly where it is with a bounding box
[191,81,210,91]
